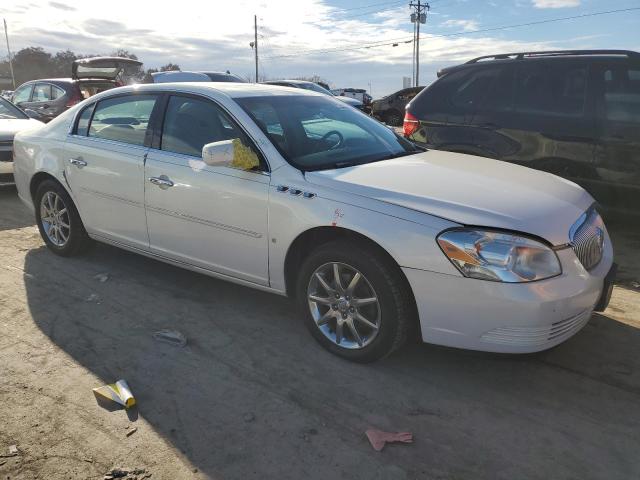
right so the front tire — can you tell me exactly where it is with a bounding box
[296,241,413,362]
[34,179,92,256]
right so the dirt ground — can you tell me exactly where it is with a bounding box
[1,185,639,480]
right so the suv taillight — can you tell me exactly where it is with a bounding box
[403,111,419,137]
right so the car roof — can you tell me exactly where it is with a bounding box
[438,49,640,77]
[92,82,323,100]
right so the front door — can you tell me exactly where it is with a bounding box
[64,93,159,249]
[144,94,270,285]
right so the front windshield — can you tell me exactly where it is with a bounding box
[297,82,333,96]
[0,98,28,120]
[236,95,420,171]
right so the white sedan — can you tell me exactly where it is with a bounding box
[12,83,615,362]
[0,98,43,185]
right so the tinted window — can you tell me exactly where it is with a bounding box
[450,68,504,110]
[32,84,52,102]
[161,96,263,169]
[237,95,419,171]
[204,73,246,82]
[13,85,32,103]
[602,66,640,123]
[89,95,157,145]
[75,104,95,136]
[514,62,587,117]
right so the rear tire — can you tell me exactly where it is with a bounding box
[34,179,92,256]
[296,240,413,362]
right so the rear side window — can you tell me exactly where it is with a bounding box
[514,62,587,117]
[451,67,505,110]
[602,66,640,123]
[32,84,52,102]
[51,85,66,100]
[89,95,158,146]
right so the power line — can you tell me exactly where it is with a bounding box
[264,6,640,59]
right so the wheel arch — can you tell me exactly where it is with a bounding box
[30,171,70,201]
[284,226,419,329]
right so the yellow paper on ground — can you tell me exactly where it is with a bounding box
[93,379,136,408]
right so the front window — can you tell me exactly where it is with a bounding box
[236,95,420,171]
[0,98,28,120]
[13,85,32,103]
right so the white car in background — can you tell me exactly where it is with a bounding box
[12,83,615,362]
[0,98,43,186]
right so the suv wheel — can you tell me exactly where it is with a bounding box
[35,179,92,256]
[296,241,412,362]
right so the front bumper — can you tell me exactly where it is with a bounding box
[403,237,614,353]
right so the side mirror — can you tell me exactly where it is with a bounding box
[24,109,42,120]
[202,139,260,171]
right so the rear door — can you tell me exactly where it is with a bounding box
[65,93,159,249]
[590,59,640,214]
[22,83,64,121]
[504,59,596,180]
[144,93,270,285]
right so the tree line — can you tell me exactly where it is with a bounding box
[0,47,180,87]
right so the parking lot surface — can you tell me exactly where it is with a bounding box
[1,185,639,479]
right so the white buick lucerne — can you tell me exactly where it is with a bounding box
[12,83,615,362]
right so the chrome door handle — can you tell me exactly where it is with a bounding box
[148,176,174,188]
[69,157,87,168]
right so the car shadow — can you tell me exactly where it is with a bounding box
[21,243,640,479]
[0,185,35,231]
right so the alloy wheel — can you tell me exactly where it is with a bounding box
[40,191,70,247]
[307,262,381,349]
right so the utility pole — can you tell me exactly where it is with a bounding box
[254,15,258,83]
[3,19,15,89]
[409,1,429,87]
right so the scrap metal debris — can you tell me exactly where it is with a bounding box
[103,467,150,479]
[152,329,187,347]
[93,379,136,409]
[365,429,413,451]
[0,445,18,458]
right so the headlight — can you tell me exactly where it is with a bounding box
[437,229,561,282]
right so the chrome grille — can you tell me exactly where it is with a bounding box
[570,208,604,271]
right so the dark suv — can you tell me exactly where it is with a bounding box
[11,57,141,122]
[371,86,424,126]
[404,50,640,216]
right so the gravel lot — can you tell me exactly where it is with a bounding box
[1,185,639,480]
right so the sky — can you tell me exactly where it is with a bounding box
[2,0,640,97]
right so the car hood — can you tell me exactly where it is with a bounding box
[305,150,594,245]
[0,118,43,141]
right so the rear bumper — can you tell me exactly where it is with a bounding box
[403,236,614,353]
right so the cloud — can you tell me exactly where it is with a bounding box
[440,19,480,31]
[1,0,601,96]
[532,0,580,8]
[49,1,76,11]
